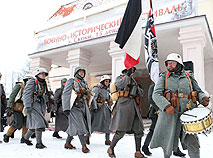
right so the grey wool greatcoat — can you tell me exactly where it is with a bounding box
[62,77,91,136]
[150,71,206,156]
[109,75,144,132]
[90,84,112,133]
[53,87,68,132]
[23,78,48,130]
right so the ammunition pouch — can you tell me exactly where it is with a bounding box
[117,90,129,98]
[191,91,198,103]
[12,102,24,112]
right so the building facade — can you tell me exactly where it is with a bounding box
[30,0,213,117]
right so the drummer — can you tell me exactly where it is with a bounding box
[149,53,210,158]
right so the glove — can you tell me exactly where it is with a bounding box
[26,107,32,115]
[202,96,210,107]
[64,110,70,116]
[6,107,12,117]
[165,105,175,114]
[126,68,133,76]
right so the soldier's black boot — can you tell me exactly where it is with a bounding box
[21,137,33,145]
[173,147,186,157]
[36,143,47,149]
[142,145,152,156]
[11,131,15,138]
[31,133,36,138]
[53,132,62,139]
[3,134,10,143]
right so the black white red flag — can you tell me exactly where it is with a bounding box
[115,0,143,69]
[144,9,159,83]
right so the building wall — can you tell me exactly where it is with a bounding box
[197,0,213,31]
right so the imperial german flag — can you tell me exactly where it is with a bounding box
[115,0,143,69]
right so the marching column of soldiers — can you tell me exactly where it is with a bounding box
[0,53,211,158]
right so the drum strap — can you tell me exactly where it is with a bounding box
[185,72,192,91]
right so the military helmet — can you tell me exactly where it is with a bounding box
[165,53,183,66]
[61,78,67,83]
[74,66,86,77]
[23,74,33,80]
[100,75,111,83]
[35,68,48,76]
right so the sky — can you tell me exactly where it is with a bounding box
[0,0,72,95]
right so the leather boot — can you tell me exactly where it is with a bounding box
[21,137,33,145]
[107,147,116,158]
[36,143,47,149]
[31,133,36,138]
[105,140,111,145]
[3,134,10,143]
[84,136,90,145]
[82,145,90,153]
[142,145,152,156]
[64,142,76,149]
[173,147,186,157]
[135,151,147,158]
[53,132,62,139]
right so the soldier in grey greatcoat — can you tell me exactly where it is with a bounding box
[107,67,146,158]
[62,66,91,153]
[3,74,33,143]
[22,68,51,149]
[0,72,7,143]
[52,78,69,139]
[90,75,112,145]
[142,83,185,157]
[150,53,210,158]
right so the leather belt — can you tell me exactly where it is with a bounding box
[177,93,191,99]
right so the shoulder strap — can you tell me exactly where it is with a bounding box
[185,72,192,91]
[165,72,169,90]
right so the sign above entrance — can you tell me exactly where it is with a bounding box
[35,0,196,52]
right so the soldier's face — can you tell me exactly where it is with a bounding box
[78,70,85,78]
[62,82,66,86]
[167,61,177,72]
[104,80,110,87]
[37,73,46,79]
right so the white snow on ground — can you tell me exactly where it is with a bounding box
[0,127,212,158]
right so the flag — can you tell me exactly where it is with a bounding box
[115,0,143,70]
[144,9,159,83]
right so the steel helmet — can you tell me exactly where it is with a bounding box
[165,53,183,66]
[23,74,33,80]
[100,75,111,83]
[35,68,48,76]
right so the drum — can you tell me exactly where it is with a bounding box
[180,108,212,134]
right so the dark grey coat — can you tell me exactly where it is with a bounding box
[53,87,68,132]
[150,71,206,155]
[62,77,91,136]
[23,78,48,130]
[90,84,112,133]
[109,75,144,132]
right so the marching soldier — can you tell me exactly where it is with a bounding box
[150,53,209,158]
[90,75,112,145]
[62,66,91,153]
[107,67,146,158]
[22,68,52,149]
[142,83,185,157]
[52,78,69,139]
[0,72,7,143]
[3,74,33,143]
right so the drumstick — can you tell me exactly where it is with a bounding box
[175,110,197,118]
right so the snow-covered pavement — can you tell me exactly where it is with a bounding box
[0,127,212,158]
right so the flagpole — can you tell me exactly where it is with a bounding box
[149,0,153,9]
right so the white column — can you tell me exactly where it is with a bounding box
[178,25,207,90]
[67,48,91,79]
[30,57,52,75]
[108,41,125,82]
